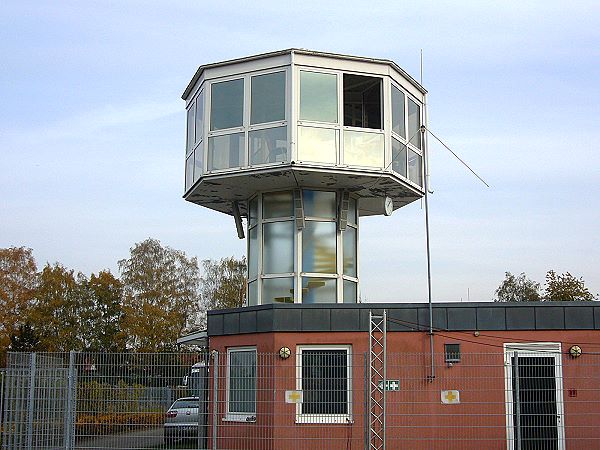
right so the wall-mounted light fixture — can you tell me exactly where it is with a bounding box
[279,347,291,359]
[569,345,582,358]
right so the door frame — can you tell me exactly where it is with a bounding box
[504,342,565,450]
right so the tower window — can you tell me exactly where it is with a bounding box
[343,74,382,129]
[210,78,244,131]
[300,71,338,123]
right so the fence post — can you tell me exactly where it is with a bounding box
[0,370,4,437]
[64,351,76,450]
[514,351,521,450]
[26,352,37,450]
[212,350,219,450]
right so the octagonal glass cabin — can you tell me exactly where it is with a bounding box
[182,49,427,305]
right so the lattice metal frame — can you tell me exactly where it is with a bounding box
[369,310,387,450]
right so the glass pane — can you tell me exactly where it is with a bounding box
[249,126,288,165]
[392,86,406,137]
[263,191,293,219]
[194,147,203,182]
[298,127,337,164]
[343,280,357,303]
[263,277,294,304]
[207,133,244,171]
[263,221,294,274]
[301,277,337,304]
[303,190,336,219]
[408,149,422,186]
[343,131,384,168]
[343,74,381,129]
[186,106,195,153]
[408,98,421,149]
[195,91,204,142]
[248,226,258,279]
[211,79,244,131]
[392,137,407,177]
[229,350,256,413]
[248,197,258,227]
[302,221,336,274]
[248,280,257,306]
[300,71,337,123]
[348,198,357,225]
[301,350,347,413]
[251,72,285,124]
[343,227,356,277]
[172,399,199,408]
[185,155,194,190]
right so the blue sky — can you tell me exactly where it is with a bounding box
[1,1,599,302]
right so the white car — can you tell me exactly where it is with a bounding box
[164,397,200,445]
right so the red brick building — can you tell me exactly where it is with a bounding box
[204,302,600,449]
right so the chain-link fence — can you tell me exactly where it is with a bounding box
[1,349,599,449]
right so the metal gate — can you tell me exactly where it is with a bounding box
[1,352,76,450]
[1,352,210,450]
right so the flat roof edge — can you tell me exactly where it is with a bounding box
[207,302,599,336]
[182,48,427,100]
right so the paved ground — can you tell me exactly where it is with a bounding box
[76,427,164,450]
[75,427,204,450]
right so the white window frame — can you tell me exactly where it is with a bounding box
[296,345,352,424]
[225,346,257,422]
[206,68,290,175]
[503,342,565,450]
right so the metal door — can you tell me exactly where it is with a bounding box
[504,344,565,450]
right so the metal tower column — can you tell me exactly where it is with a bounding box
[369,310,387,450]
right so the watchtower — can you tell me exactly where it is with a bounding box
[182,49,427,306]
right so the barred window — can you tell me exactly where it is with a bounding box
[445,343,461,363]
[297,345,352,423]
[227,347,256,421]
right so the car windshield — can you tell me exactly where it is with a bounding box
[171,399,199,409]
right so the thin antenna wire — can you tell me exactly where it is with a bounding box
[425,126,490,188]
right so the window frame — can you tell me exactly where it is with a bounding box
[342,73,383,130]
[247,190,359,305]
[296,68,340,167]
[193,89,205,184]
[186,101,196,157]
[444,343,461,363]
[298,69,339,125]
[390,80,424,189]
[206,68,290,175]
[225,346,257,422]
[300,190,338,304]
[295,345,353,424]
[246,190,297,306]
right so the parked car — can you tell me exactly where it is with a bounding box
[164,397,200,445]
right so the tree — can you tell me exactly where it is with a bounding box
[9,322,41,352]
[81,270,125,351]
[0,247,38,353]
[544,270,596,302]
[200,257,247,313]
[494,272,542,302]
[30,263,89,351]
[118,238,201,352]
